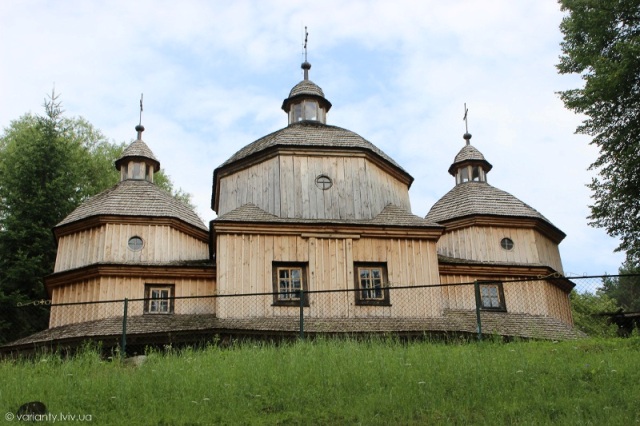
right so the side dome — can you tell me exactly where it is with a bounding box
[57,124,206,233]
[427,134,565,243]
[426,182,554,226]
[57,180,207,231]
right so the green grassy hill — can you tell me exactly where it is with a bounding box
[1,337,639,425]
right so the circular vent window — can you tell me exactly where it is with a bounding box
[500,237,514,251]
[315,174,333,190]
[128,236,144,251]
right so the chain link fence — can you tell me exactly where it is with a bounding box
[2,274,639,356]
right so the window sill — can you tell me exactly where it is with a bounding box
[480,307,507,312]
[271,302,310,307]
[355,301,392,307]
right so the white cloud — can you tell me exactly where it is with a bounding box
[0,0,625,274]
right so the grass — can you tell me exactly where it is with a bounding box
[1,336,639,425]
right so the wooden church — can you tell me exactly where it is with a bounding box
[4,57,582,352]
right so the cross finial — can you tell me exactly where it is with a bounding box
[463,103,472,145]
[304,26,308,63]
[301,27,311,80]
[135,93,145,140]
[139,93,144,126]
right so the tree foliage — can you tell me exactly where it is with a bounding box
[0,94,115,302]
[601,263,640,311]
[0,92,195,344]
[557,0,640,265]
[569,289,619,336]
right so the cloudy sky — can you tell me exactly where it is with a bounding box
[0,0,625,281]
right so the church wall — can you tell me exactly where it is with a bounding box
[216,232,441,319]
[439,273,572,325]
[49,275,216,328]
[54,224,209,272]
[49,278,104,328]
[216,154,411,220]
[436,225,562,271]
[534,233,564,273]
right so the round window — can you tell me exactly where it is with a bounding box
[128,236,144,251]
[500,237,514,251]
[315,174,333,190]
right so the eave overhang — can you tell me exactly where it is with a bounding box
[45,262,216,296]
[53,215,209,242]
[436,214,566,244]
[438,255,574,293]
[211,219,443,240]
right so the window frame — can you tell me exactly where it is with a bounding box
[354,262,391,306]
[128,236,144,251]
[500,237,514,251]
[315,174,333,190]
[478,281,507,311]
[272,262,309,307]
[144,284,175,314]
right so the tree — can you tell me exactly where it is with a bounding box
[0,94,101,302]
[0,92,195,344]
[154,172,196,211]
[557,0,640,265]
[569,289,619,336]
[601,262,640,311]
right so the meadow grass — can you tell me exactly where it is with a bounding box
[1,336,639,425]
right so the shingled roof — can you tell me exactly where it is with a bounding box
[426,181,559,230]
[114,139,160,170]
[0,310,584,353]
[217,121,408,174]
[288,79,325,98]
[448,144,493,176]
[215,203,442,229]
[57,180,207,231]
[453,144,488,163]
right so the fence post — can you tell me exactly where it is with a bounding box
[299,289,305,340]
[473,281,482,341]
[121,298,128,359]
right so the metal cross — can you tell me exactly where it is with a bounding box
[304,27,309,62]
[139,93,144,126]
[463,103,469,134]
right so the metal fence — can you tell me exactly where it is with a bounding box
[2,274,639,356]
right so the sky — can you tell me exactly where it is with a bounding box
[0,0,626,282]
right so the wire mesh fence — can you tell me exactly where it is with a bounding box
[2,274,639,355]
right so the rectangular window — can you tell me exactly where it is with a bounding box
[479,282,506,311]
[144,284,175,314]
[133,163,142,179]
[354,263,390,306]
[272,262,308,306]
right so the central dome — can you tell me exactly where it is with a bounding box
[211,57,414,220]
[219,121,406,173]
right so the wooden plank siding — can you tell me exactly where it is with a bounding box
[54,224,209,272]
[439,273,573,325]
[215,232,442,319]
[49,276,216,328]
[216,154,411,220]
[436,226,563,273]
